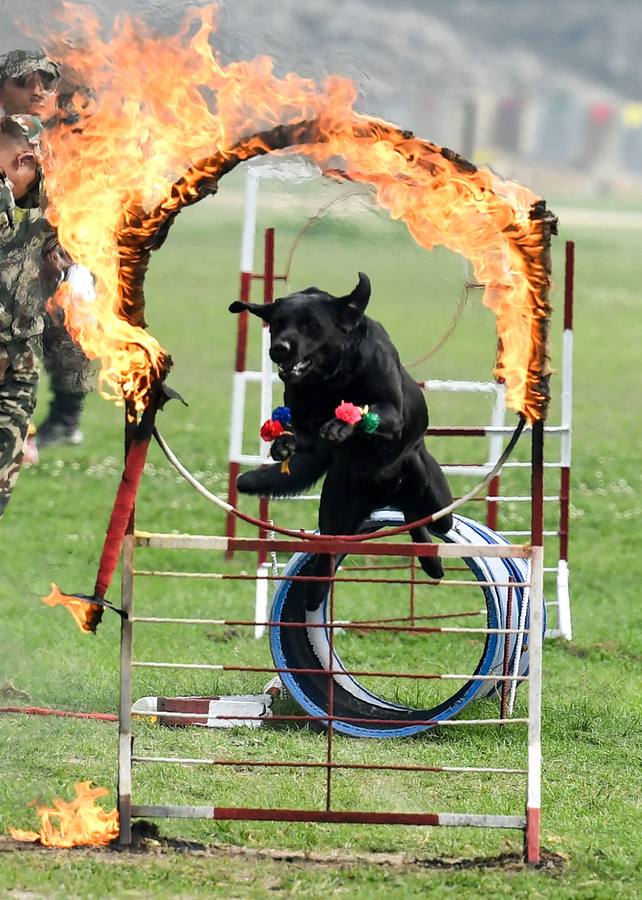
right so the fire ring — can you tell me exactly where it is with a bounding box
[269,511,542,738]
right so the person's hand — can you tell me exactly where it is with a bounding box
[0,171,15,231]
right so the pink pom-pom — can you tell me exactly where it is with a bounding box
[334,401,363,425]
[260,419,285,441]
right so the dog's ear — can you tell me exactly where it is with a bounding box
[228,300,275,322]
[334,272,371,329]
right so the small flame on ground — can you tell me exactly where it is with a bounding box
[9,781,119,848]
[42,583,100,633]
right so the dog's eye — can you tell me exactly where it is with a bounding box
[301,316,321,337]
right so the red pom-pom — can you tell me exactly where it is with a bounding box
[334,401,362,425]
[260,419,285,441]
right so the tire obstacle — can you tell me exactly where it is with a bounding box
[270,511,543,739]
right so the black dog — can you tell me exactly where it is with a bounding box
[229,273,453,608]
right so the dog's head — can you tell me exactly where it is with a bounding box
[229,272,371,384]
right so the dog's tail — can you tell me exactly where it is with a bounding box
[237,448,331,498]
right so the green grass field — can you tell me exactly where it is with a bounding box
[1,172,641,897]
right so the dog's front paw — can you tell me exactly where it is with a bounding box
[319,418,355,444]
[270,433,296,461]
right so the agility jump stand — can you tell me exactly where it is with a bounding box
[116,416,546,864]
[223,163,574,639]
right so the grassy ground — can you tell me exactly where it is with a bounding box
[1,172,641,897]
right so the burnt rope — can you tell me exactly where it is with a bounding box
[0,706,117,723]
[114,116,555,421]
[152,413,526,544]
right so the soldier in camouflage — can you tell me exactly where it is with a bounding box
[0,50,94,448]
[0,114,55,517]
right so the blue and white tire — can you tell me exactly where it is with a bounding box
[269,511,543,738]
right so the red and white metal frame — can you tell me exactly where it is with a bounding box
[117,424,545,860]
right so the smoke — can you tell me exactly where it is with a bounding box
[0,0,210,50]
[0,0,465,132]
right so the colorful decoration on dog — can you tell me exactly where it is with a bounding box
[260,419,285,442]
[260,406,294,474]
[260,406,293,442]
[335,401,381,434]
[271,406,292,427]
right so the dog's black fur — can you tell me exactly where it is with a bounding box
[229,273,453,608]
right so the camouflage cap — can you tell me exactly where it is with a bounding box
[0,50,60,83]
[8,113,44,146]
[1,113,44,147]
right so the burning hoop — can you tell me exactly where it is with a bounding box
[41,7,556,634]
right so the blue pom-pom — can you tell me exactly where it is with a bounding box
[271,406,292,427]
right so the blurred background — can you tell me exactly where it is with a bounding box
[3,0,642,203]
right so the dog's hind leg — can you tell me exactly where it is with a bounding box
[237,445,331,498]
[304,461,373,611]
[406,525,444,580]
[398,446,455,580]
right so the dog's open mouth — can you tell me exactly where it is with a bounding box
[277,358,313,382]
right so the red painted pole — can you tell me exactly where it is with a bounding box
[486,473,501,530]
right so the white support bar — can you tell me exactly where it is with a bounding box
[527,546,544,815]
[254,563,270,638]
[488,381,506,467]
[422,379,500,393]
[437,813,526,829]
[442,465,494,477]
[237,370,281,385]
[556,560,572,641]
[228,372,248,462]
[259,327,274,462]
[240,170,259,273]
[560,329,574,468]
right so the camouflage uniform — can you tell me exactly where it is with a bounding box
[0,50,94,446]
[0,161,53,517]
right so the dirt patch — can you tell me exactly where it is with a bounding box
[0,825,568,876]
[560,640,642,664]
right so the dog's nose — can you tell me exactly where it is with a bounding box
[270,340,292,364]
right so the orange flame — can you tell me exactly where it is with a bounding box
[9,781,119,847]
[41,3,553,418]
[42,583,102,633]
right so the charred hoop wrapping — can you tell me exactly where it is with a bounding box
[115,118,556,422]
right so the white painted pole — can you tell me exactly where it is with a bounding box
[526,545,544,863]
[556,327,574,640]
[560,330,573,471]
[488,382,506,467]
[240,169,259,274]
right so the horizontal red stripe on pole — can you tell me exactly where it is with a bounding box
[213,806,441,826]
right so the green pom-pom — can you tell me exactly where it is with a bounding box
[361,411,380,434]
